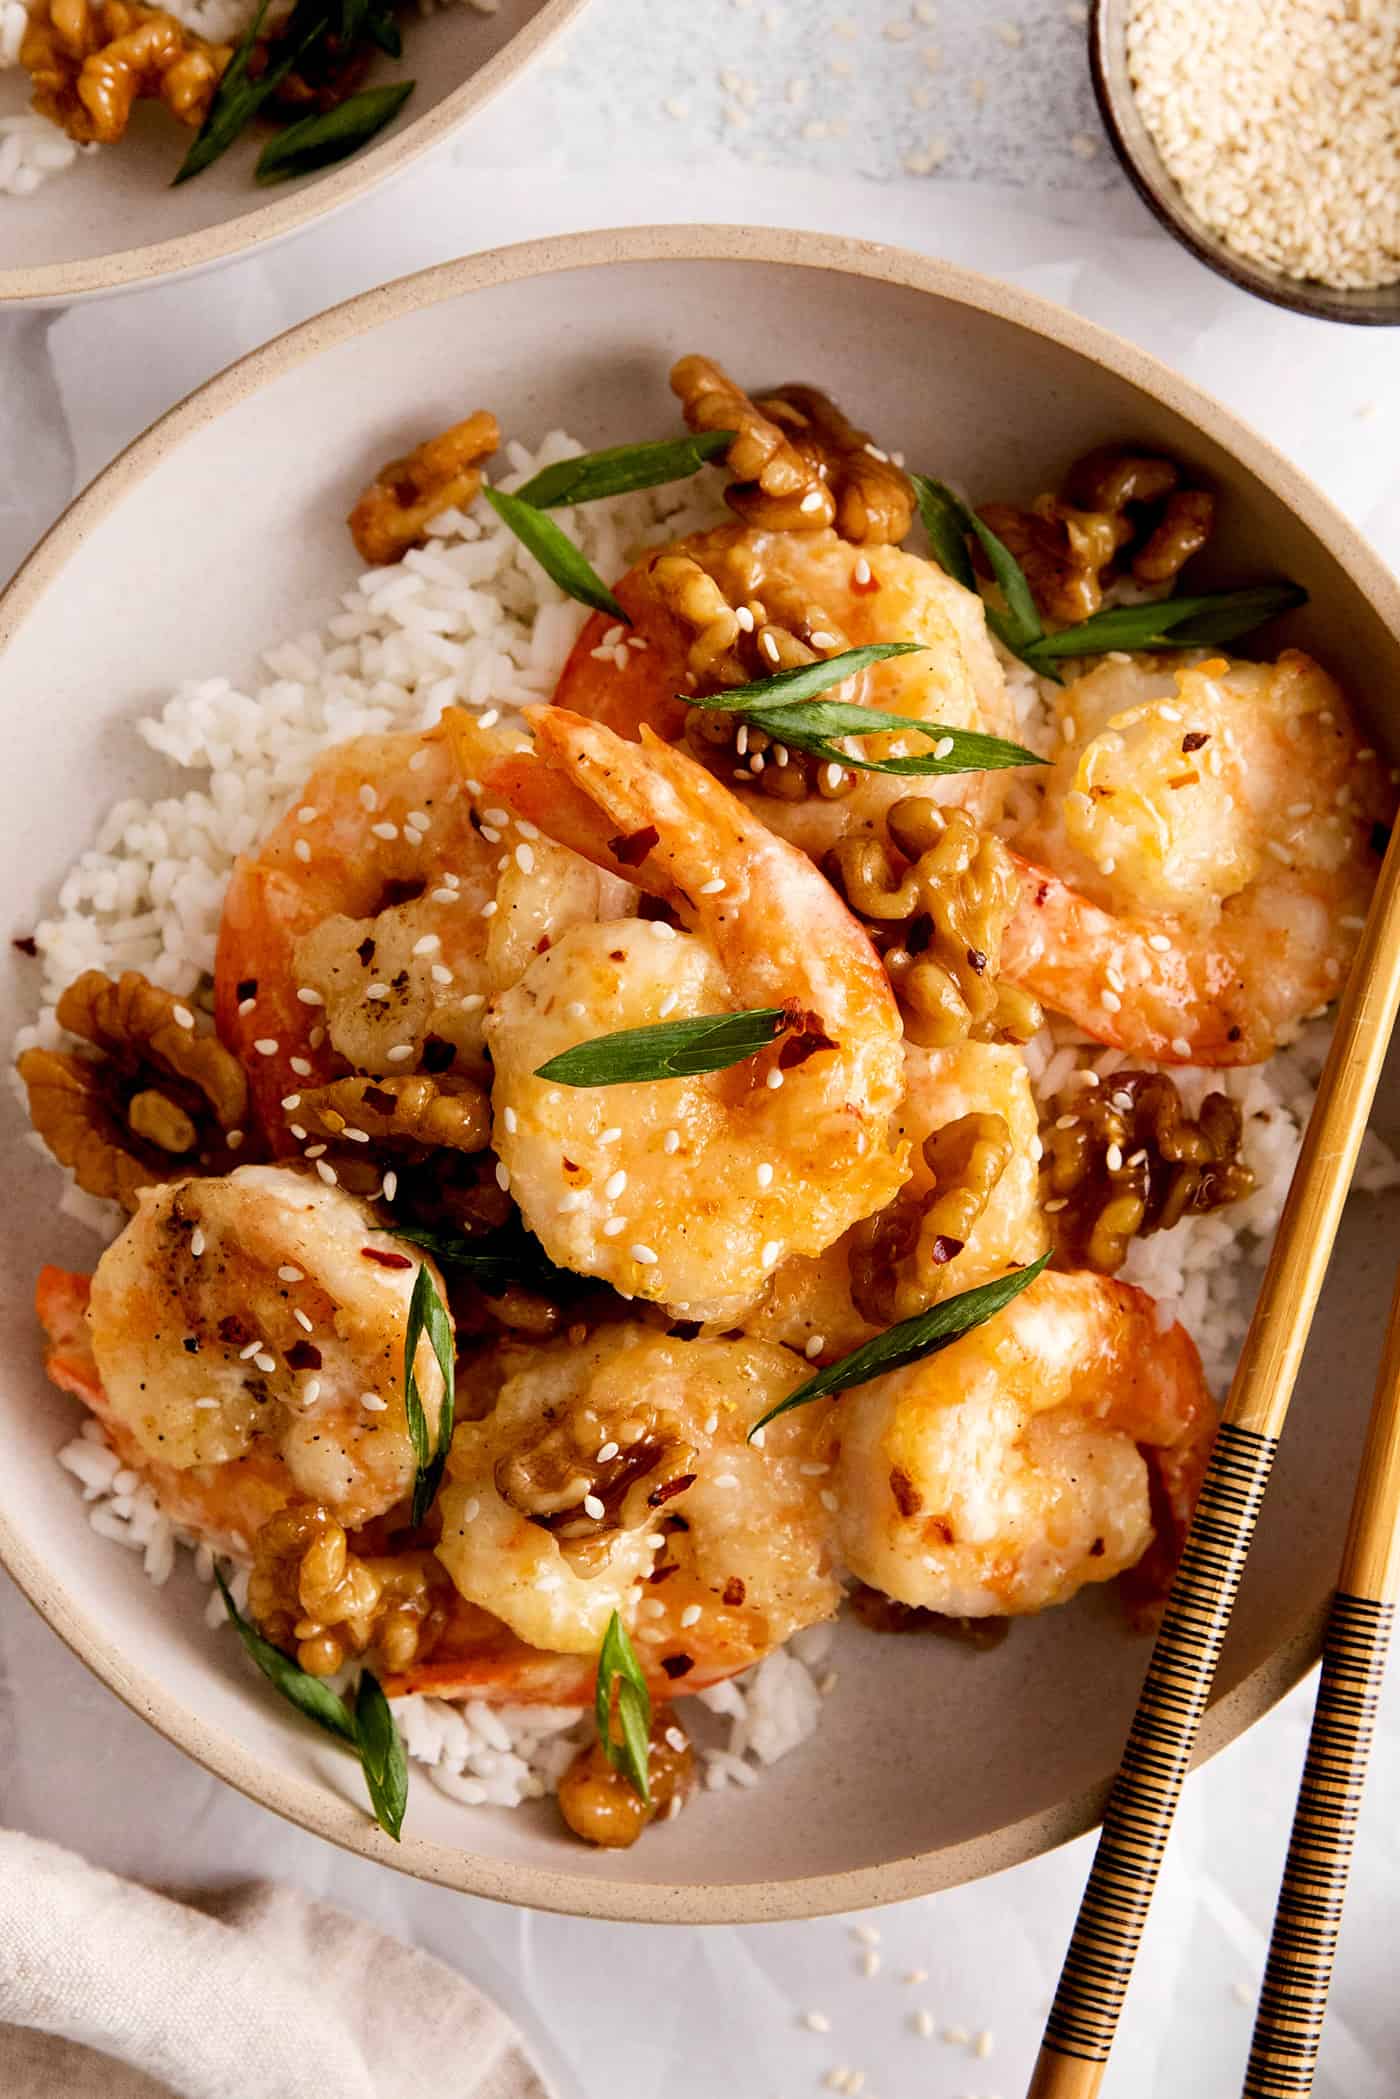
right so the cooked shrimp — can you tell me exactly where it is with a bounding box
[749,1037,1049,1361]
[551,524,1019,857]
[214,717,629,1144]
[82,1164,448,1543]
[832,1268,1215,1616]
[1001,651,1393,1063]
[434,1325,839,1689]
[484,707,909,1322]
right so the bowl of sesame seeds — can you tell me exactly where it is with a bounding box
[1091,0,1400,325]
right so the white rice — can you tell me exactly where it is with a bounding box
[29,425,1399,1816]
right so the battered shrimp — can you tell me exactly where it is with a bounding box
[214,717,629,1143]
[833,1268,1215,1616]
[1001,651,1393,1063]
[81,1165,448,1542]
[485,708,909,1323]
[749,1038,1049,1361]
[434,1325,839,1685]
[552,524,1019,856]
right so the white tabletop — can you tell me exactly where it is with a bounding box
[5,5,1400,2094]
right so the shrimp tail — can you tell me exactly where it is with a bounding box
[36,1266,101,1411]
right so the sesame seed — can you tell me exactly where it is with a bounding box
[297,805,318,823]
[359,785,378,812]
[366,983,390,1001]
[431,964,454,985]
[1044,1197,1068,1213]
[387,1044,415,1062]
[430,888,458,904]
[766,1068,785,1090]
[315,1161,338,1186]
[1171,1036,1193,1058]
[253,1038,279,1056]
[761,1239,781,1267]
[362,1394,388,1413]
[253,1351,277,1374]
[479,826,501,845]
[289,1057,312,1078]
[860,1951,881,1978]
[382,1171,398,1202]
[933,735,955,759]
[190,1228,206,1258]
[481,901,497,919]
[912,2009,935,2038]
[751,1425,767,1448]
[735,605,756,633]
[370,822,398,842]
[495,1161,511,1191]
[601,1126,622,1144]
[597,1441,619,1463]
[942,2025,969,2045]
[296,986,324,1006]
[583,1494,606,1519]
[515,843,535,874]
[604,1169,628,1200]
[631,1243,659,1264]
[1106,1143,1124,1172]
[704,1412,720,1436]
[681,1603,702,1628]
[761,630,782,663]
[603,1217,627,1238]
[558,1190,584,1213]
[303,1378,321,1403]
[699,877,726,895]
[278,1265,303,1282]
[822,763,845,792]
[238,998,257,1018]
[460,993,486,1013]
[1148,932,1173,953]
[293,1309,314,1333]
[662,1129,681,1154]
[565,1000,587,1020]
[852,1923,881,1946]
[659,991,680,1018]
[195,1398,218,1410]
[461,1496,481,1522]
[903,1968,928,1986]
[820,1489,838,1512]
[412,933,441,956]
[294,840,312,864]
[281,1094,301,1110]
[238,1340,262,1361]
[799,490,826,514]
[1101,989,1122,1014]
[805,1333,825,1359]
[479,710,500,729]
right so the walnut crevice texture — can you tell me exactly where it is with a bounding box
[827,801,1043,1047]
[1040,1068,1255,1273]
[349,410,500,566]
[669,355,914,543]
[978,443,1215,626]
[557,1715,695,1848]
[19,970,248,1210]
[494,1402,696,1573]
[22,0,229,144]
[849,1112,1014,1325]
[248,1504,454,1679]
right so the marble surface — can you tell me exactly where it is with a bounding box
[5,3,1400,2094]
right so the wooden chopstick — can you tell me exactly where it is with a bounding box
[1241,1261,1400,2097]
[1026,822,1400,2099]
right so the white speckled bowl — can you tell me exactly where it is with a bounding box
[0,0,584,307]
[2,227,1398,1921]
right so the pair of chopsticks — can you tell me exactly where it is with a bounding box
[1027,822,1400,2099]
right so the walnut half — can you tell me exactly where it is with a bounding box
[22,0,229,145]
[18,970,249,1210]
[849,1111,1014,1325]
[248,1504,455,1678]
[349,410,500,566]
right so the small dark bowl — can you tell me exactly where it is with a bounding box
[1090,0,1400,326]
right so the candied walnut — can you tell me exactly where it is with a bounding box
[248,1504,455,1679]
[978,444,1215,626]
[349,410,500,566]
[1040,1069,1255,1274]
[494,1399,696,1569]
[557,1713,695,1848]
[849,1111,1013,1325]
[755,383,916,544]
[827,801,1042,1047]
[18,970,248,1210]
[848,1581,1011,1648]
[671,354,835,532]
[22,0,229,145]
[297,1071,491,1156]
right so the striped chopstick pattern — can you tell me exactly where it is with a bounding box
[1040,1422,1277,2067]
[1242,1590,1395,2096]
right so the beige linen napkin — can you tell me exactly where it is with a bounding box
[0,1831,552,2099]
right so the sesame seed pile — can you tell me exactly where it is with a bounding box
[1127,0,1400,291]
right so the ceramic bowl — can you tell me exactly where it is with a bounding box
[3,226,1399,1922]
[1090,0,1400,326]
[0,0,583,307]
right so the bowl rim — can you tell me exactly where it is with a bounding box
[1087,0,1400,327]
[2,222,1397,1922]
[0,0,587,309]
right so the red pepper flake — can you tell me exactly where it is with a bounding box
[218,1314,253,1347]
[236,978,258,1002]
[930,1234,964,1265]
[648,1473,696,1508]
[356,937,376,966]
[11,935,37,957]
[421,1036,456,1074]
[851,565,881,596]
[1180,730,1210,754]
[362,1085,398,1115]
[607,824,660,868]
[285,1340,323,1370]
[722,1576,746,1607]
[660,1653,695,1679]
[361,1246,414,1269]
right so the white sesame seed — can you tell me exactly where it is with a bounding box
[933,735,955,759]
[704,1412,720,1436]
[238,997,257,1017]
[1147,932,1173,953]
[600,1126,622,1144]
[904,1968,929,1986]
[912,2009,935,2038]
[1101,989,1122,1014]
[297,805,318,823]
[381,1172,398,1202]
[698,877,726,895]
[658,991,680,1019]
[281,1094,301,1110]
[799,492,825,515]
[239,1340,262,1361]
[412,934,441,957]
[1106,1143,1124,1172]
[253,1038,278,1056]
[253,1351,277,1374]
[387,1044,415,1063]
[293,840,312,864]
[681,1603,702,1628]
[603,1217,627,1238]
[515,843,535,875]
[289,1057,313,1077]
[735,605,756,633]
[495,1161,510,1192]
[195,1398,219,1410]
[766,1068,785,1090]
[190,1228,205,1258]
[942,2025,969,2045]
[975,2030,995,2058]
[583,1494,606,1519]
[278,1265,303,1282]
[366,983,390,1001]
[370,822,398,842]
[295,986,324,1006]
[362,1394,388,1413]
[303,1379,321,1404]
[861,1951,880,1978]
[1171,1037,1193,1058]
[804,1334,825,1359]
[662,1129,681,1154]
[852,1923,881,1946]
[761,1239,781,1267]
[750,1425,767,1448]
[293,1309,314,1333]
[431,964,454,986]
[459,993,486,1013]
[481,901,498,920]
[596,1441,620,1463]
[820,1489,838,1512]
[315,1161,338,1186]
[604,1170,628,1200]
[631,1243,659,1264]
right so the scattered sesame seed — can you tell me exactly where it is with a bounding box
[912,2009,935,2037]
[681,1603,702,1628]
[238,1340,262,1361]
[381,1171,398,1202]
[412,933,441,957]
[253,1038,279,1056]
[370,821,399,842]
[933,735,955,759]
[631,1243,659,1264]
[597,1441,619,1463]
[750,1425,767,1448]
[942,2025,969,2045]
[1170,1036,1192,1058]
[495,1161,511,1191]
[659,991,680,1019]
[975,2030,995,2058]
[1147,932,1172,953]
[190,1228,205,1258]
[278,1265,303,1282]
[293,1309,314,1333]
[516,843,536,874]
[801,2012,831,2034]
[1044,1197,1068,1214]
[1101,988,1122,1013]
[303,1378,321,1403]
[699,877,726,895]
[651,922,676,941]
[289,1057,313,1078]
[253,1351,276,1374]
[362,1394,388,1413]
[296,986,324,1006]
[294,840,312,864]
[804,1333,825,1359]
[238,997,257,1018]
[757,1161,774,1189]
[605,1169,628,1200]
[903,1968,928,1986]
[281,1094,301,1110]
[387,1043,415,1062]
[1106,1143,1124,1172]
[852,1923,881,1946]
[761,1239,781,1267]
[315,1161,338,1186]
[431,964,454,986]
[820,1489,838,1512]
[366,983,390,1001]
[766,1068,785,1090]
[1231,1980,1253,2006]
[603,1217,627,1238]
[583,1494,606,1519]
[480,901,498,920]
